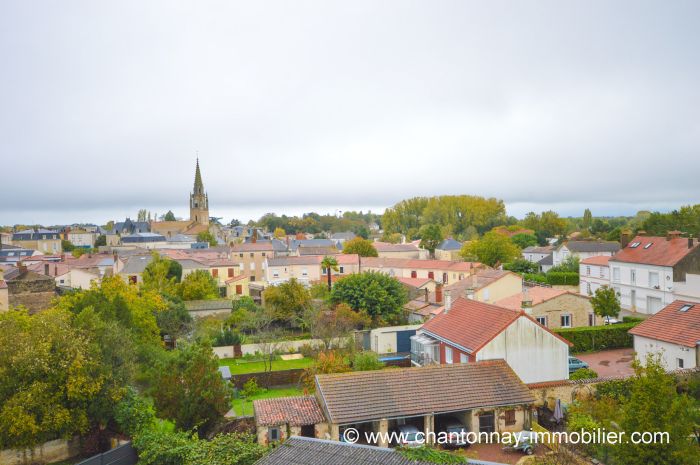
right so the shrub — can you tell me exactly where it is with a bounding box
[555,322,639,353]
[570,368,599,380]
[546,271,580,286]
[595,378,634,401]
[298,343,320,359]
[523,273,548,284]
[397,446,465,464]
[240,379,264,398]
[352,351,384,372]
[213,329,242,347]
[622,316,644,323]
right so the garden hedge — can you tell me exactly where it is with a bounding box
[555,322,639,353]
[546,271,580,286]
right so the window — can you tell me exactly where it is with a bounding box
[460,353,467,363]
[629,242,641,248]
[644,242,653,249]
[302,268,308,276]
[504,410,516,426]
[536,316,547,326]
[228,268,234,278]
[321,268,327,275]
[586,266,591,276]
[339,266,344,273]
[268,427,281,442]
[428,271,434,279]
[678,358,685,369]
[273,272,279,278]
[649,272,659,288]
[630,269,636,285]
[560,314,571,328]
[599,267,605,278]
[586,282,591,294]
[212,269,218,278]
[411,270,417,278]
[262,252,266,257]
[612,267,620,282]
[236,285,242,295]
[445,346,453,364]
[680,304,694,313]
[249,253,254,258]
[588,313,595,326]
[239,253,243,258]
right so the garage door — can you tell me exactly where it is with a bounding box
[396,330,416,353]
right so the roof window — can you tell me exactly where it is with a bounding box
[644,242,653,249]
[680,304,694,312]
[629,242,641,248]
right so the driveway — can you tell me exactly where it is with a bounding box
[454,443,547,464]
[576,348,635,377]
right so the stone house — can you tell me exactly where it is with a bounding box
[494,287,601,329]
[0,265,56,313]
[254,396,327,446]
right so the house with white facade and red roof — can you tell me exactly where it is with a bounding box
[410,295,572,383]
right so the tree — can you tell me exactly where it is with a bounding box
[95,234,107,247]
[418,224,443,257]
[61,239,75,251]
[522,211,568,244]
[342,237,378,257]
[330,271,408,326]
[147,341,231,436]
[273,227,286,239]
[301,351,351,392]
[0,309,109,449]
[503,258,539,274]
[302,303,370,350]
[590,286,621,322]
[196,231,217,246]
[163,210,176,221]
[156,296,193,347]
[178,270,219,301]
[582,208,593,230]
[511,233,538,249]
[460,231,520,267]
[142,252,178,295]
[320,256,339,291]
[613,355,700,465]
[262,278,312,325]
[138,209,148,222]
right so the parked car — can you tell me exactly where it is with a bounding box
[435,416,470,448]
[568,356,589,373]
[391,424,423,448]
[604,317,622,325]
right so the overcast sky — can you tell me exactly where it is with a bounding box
[1,0,699,225]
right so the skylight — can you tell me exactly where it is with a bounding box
[644,242,653,249]
[629,242,641,248]
[680,304,694,313]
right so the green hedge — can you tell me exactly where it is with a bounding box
[546,271,580,286]
[523,273,548,284]
[555,322,639,353]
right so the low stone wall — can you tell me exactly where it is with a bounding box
[0,437,80,465]
[232,368,305,389]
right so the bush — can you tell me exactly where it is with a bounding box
[555,322,639,353]
[352,351,384,372]
[213,329,242,347]
[622,316,644,323]
[523,273,548,284]
[570,368,599,380]
[546,271,580,286]
[298,343,320,359]
[240,379,264,398]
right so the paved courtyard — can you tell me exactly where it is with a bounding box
[577,348,635,377]
[454,442,547,464]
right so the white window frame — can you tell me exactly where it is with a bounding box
[460,353,467,364]
[560,314,572,328]
[612,267,620,282]
[536,316,547,326]
[268,427,281,442]
[445,346,453,364]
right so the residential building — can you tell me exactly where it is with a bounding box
[232,242,276,282]
[412,296,571,383]
[27,262,100,290]
[608,233,700,314]
[494,287,600,329]
[579,255,611,296]
[371,241,427,259]
[225,274,250,298]
[314,361,534,447]
[184,299,233,318]
[120,232,168,249]
[444,269,523,305]
[522,245,554,272]
[0,265,56,313]
[355,324,420,354]
[265,254,361,286]
[552,240,620,267]
[0,244,37,265]
[254,397,327,446]
[11,229,62,254]
[330,231,356,244]
[674,273,700,303]
[254,437,440,465]
[113,218,150,235]
[360,257,480,285]
[434,238,463,261]
[66,229,97,248]
[629,300,700,370]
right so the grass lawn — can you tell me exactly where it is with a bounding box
[219,357,314,375]
[232,386,305,417]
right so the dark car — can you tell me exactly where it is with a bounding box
[436,416,470,448]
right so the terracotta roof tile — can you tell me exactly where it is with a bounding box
[580,255,611,266]
[360,257,481,272]
[629,300,700,347]
[315,361,534,424]
[494,287,571,310]
[610,236,698,267]
[254,396,325,427]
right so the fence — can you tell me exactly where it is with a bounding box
[76,442,137,465]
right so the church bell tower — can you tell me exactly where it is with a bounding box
[189,158,209,225]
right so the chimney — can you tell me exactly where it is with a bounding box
[690,237,695,249]
[424,287,429,303]
[435,283,443,304]
[637,230,646,237]
[521,288,533,315]
[252,230,257,243]
[667,230,682,241]
[620,230,631,248]
[44,263,50,275]
[444,290,452,314]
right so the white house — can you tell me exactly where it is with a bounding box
[553,241,620,267]
[579,255,611,296]
[630,300,700,370]
[673,273,700,304]
[411,295,571,383]
[522,245,554,264]
[609,233,700,314]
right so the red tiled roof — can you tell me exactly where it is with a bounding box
[421,298,520,352]
[225,274,249,284]
[421,297,572,352]
[231,242,275,252]
[494,287,571,310]
[397,277,433,288]
[629,300,700,347]
[580,255,611,266]
[372,242,420,252]
[254,396,325,427]
[610,236,698,267]
[360,257,481,272]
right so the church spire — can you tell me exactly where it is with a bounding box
[194,157,204,194]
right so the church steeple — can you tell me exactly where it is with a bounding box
[190,158,209,225]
